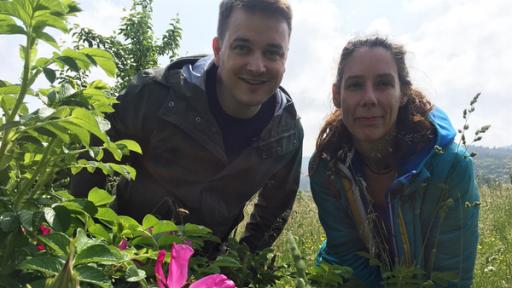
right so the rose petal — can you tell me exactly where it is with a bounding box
[36,244,46,251]
[169,243,194,288]
[155,250,168,288]
[39,224,52,236]
[189,274,237,288]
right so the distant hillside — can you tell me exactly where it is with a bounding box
[299,145,512,191]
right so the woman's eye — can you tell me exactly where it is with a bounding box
[346,82,363,90]
[376,80,394,88]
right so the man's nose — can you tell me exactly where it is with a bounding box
[246,54,265,73]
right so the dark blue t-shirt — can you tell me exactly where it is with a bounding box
[206,65,276,160]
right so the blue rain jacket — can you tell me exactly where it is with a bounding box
[309,107,479,287]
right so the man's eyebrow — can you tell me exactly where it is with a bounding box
[344,75,364,81]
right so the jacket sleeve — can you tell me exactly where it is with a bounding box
[70,74,148,198]
[431,151,479,287]
[240,130,303,251]
[310,159,382,287]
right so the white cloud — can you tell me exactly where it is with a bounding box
[401,0,512,148]
[283,0,346,155]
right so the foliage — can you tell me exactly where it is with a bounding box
[72,0,182,93]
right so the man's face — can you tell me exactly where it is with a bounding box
[213,8,289,118]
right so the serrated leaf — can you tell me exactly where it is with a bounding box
[0,2,30,26]
[214,256,242,268]
[0,14,26,35]
[62,48,92,70]
[37,232,71,256]
[56,55,80,72]
[142,214,160,230]
[88,187,114,206]
[125,265,146,282]
[88,223,111,242]
[75,265,112,288]
[59,120,90,146]
[35,30,58,49]
[152,220,178,235]
[0,212,19,232]
[0,85,21,95]
[95,207,118,223]
[44,206,71,232]
[80,48,116,77]
[42,67,56,83]
[69,107,107,142]
[74,244,119,265]
[115,139,142,154]
[18,209,33,231]
[18,255,65,275]
[33,13,68,32]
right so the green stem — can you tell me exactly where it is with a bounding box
[14,138,57,208]
[0,14,34,166]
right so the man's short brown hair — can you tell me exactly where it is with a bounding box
[217,0,292,40]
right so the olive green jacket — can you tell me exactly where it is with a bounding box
[72,55,303,250]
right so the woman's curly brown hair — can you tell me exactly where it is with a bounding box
[316,37,435,159]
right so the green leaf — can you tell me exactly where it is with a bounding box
[69,107,107,142]
[118,215,141,230]
[213,256,242,268]
[152,220,178,235]
[44,206,71,232]
[115,139,142,154]
[125,265,146,282]
[60,198,98,217]
[0,15,25,35]
[95,207,119,224]
[0,85,21,95]
[75,265,112,288]
[56,55,80,72]
[18,255,65,275]
[33,13,68,32]
[37,232,71,256]
[75,228,102,253]
[80,48,116,77]
[109,163,136,180]
[59,120,90,146]
[0,212,19,232]
[142,214,160,230]
[62,48,92,70]
[18,209,33,231]
[0,1,31,27]
[34,30,59,49]
[88,187,114,206]
[88,223,111,242]
[74,244,119,265]
[42,67,56,83]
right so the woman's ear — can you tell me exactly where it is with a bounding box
[332,83,341,108]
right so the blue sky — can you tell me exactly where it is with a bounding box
[1,0,510,156]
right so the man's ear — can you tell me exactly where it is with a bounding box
[212,37,221,65]
[332,83,341,108]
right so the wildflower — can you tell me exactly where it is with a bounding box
[36,224,53,251]
[118,238,128,250]
[155,243,236,288]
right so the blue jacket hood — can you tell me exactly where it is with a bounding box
[399,106,456,177]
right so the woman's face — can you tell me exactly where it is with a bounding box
[334,47,405,146]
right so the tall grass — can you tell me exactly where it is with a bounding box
[239,185,512,287]
[473,184,512,287]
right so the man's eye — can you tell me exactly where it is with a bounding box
[233,45,250,54]
[264,49,283,60]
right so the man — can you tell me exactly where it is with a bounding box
[72,0,303,252]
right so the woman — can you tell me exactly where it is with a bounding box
[309,37,479,287]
